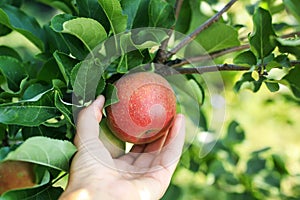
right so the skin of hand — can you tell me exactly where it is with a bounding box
[59,95,186,200]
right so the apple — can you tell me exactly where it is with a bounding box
[106,71,176,144]
[0,161,35,195]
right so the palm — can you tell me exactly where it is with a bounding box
[60,96,185,200]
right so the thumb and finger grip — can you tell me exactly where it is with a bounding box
[74,95,105,147]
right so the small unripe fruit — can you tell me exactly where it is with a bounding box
[106,72,176,144]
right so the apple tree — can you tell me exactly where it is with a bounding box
[0,0,299,199]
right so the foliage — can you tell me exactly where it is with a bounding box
[0,0,299,199]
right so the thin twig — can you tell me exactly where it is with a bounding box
[166,0,238,59]
[278,31,300,39]
[174,63,250,74]
[169,31,300,67]
[175,0,184,19]
[173,60,300,75]
[171,44,250,67]
[155,0,185,63]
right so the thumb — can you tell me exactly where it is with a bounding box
[74,95,105,147]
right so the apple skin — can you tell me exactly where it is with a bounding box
[106,72,176,144]
[0,161,35,195]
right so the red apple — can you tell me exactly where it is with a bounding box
[106,71,176,144]
[0,161,36,195]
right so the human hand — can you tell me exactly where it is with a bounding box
[59,95,185,200]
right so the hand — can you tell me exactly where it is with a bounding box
[59,95,185,200]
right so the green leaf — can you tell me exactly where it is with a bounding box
[131,0,150,28]
[283,66,300,98]
[277,37,300,47]
[277,37,300,59]
[22,124,67,140]
[249,7,277,59]
[0,46,21,61]
[62,17,107,51]
[121,0,144,29]
[97,0,128,34]
[0,90,61,126]
[0,24,11,36]
[50,14,75,32]
[272,154,289,175]
[0,56,27,92]
[265,171,281,188]
[186,0,208,34]
[246,155,266,174]
[175,0,191,33]
[223,121,245,147]
[195,22,240,53]
[265,81,280,92]
[104,83,119,108]
[72,60,103,104]
[50,15,102,58]
[4,136,76,172]
[149,0,175,28]
[53,51,78,86]
[37,0,75,14]
[283,0,300,23]
[234,72,265,93]
[208,160,226,179]
[133,29,169,49]
[22,83,52,100]
[54,91,74,126]
[234,50,257,66]
[76,0,110,31]
[161,184,182,200]
[37,58,64,83]
[0,5,44,50]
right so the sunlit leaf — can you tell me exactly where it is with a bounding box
[0,5,44,50]
[249,7,277,59]
[4,136,76,172]
[196,22,240,53]
[97,0,127,34]
[62,17,107,51]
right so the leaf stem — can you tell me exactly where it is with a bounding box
[166,0,238,59]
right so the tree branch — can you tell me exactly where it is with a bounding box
[168,31,300,67]
[166,0,238,59]
[155,0,185,64]
[174,63,250,74]
[170,44,250,67]
[173,60,300,75]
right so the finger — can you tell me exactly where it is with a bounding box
[74,95,105,147]
[152,114,185,168]
[73,95,116,169]
[130,131,168,168]
[136,114,185,199]
[132,114,185,169]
